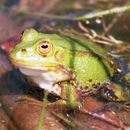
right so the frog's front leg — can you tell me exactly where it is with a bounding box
[52,81,80,108]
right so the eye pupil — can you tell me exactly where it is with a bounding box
[41,44,48,49]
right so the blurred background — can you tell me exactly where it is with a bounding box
[0,0,130,130]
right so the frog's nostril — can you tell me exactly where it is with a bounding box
[21,48,27,52]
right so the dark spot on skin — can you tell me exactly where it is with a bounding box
[92,84,98,89]
[89,79,92,82]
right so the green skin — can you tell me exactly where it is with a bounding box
[9,29,130,107]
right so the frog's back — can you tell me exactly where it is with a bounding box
[39,33,115,84]
[42,33,115,73]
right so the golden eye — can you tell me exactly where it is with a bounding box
[37,40,52,56]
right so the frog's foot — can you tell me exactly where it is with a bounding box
[47,99,79,109]
[47,99,66,107]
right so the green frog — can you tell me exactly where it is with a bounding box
[9,29,130,107]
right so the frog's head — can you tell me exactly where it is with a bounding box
[9,29,73,77]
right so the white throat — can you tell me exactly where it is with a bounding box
[19,67,66,96]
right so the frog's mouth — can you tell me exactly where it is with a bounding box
[18,67,47,76]
[9,54,59,71]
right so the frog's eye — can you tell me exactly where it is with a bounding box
[37,40,52,56]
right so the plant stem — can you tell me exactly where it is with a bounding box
[16,5,130,21]
[36,90,48,130]
[74,5,130,21]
